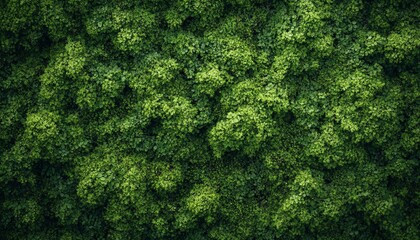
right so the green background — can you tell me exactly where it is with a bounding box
[0,0,419,239]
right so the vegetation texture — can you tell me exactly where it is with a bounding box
[1,0,419,239]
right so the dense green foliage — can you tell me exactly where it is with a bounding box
[1,0,419,239]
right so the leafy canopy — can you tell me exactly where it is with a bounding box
[0,0,419,239]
